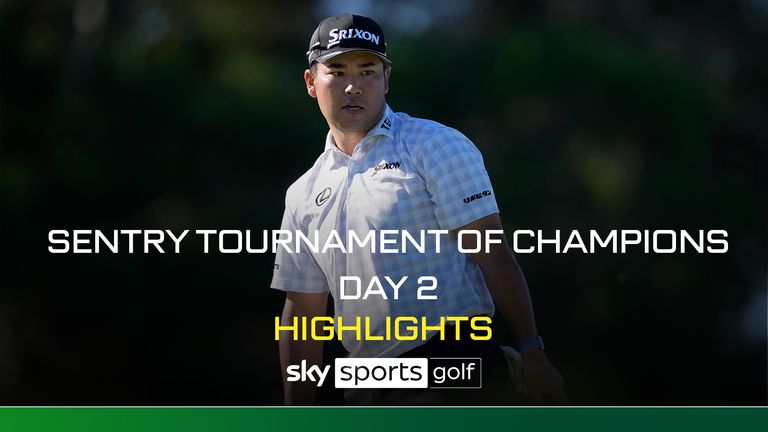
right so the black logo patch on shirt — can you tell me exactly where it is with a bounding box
[315,187,332,206]
[371,160,401,177]
[463,189,492,204]
[381,117,392,130]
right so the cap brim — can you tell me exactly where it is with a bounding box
[312,48,391,65]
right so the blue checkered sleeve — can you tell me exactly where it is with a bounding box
[416,129,499,230]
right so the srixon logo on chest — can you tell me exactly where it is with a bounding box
[371,160,401,177]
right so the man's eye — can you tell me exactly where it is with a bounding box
[361,70,374,76]
[330,71,343,76]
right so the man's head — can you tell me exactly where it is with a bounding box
[304,13,392,137]
[305,52,390,136]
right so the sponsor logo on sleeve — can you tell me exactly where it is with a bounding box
[463,189,492,204]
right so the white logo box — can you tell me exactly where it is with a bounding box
[334,358,429,389]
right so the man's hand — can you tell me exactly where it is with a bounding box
[521,348,568,404]
[456,214,568,404]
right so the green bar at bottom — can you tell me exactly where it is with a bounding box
[0,407,766,432]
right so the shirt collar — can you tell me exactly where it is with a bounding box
[365,104,396,141]
[324,104,396,152]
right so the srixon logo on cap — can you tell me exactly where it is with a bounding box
[328,28,380,47]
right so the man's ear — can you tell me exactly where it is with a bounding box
[384,66,391,94]
[304,69,317,98]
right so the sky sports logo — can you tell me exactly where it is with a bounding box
[286,358,481,389]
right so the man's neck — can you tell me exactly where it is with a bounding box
[329,104,387,156]
[331,130,367,156]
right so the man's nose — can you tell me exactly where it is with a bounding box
[345,80,362,95]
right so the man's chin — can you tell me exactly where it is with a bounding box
[333,119,374,134]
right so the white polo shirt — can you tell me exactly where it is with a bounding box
[271,104,499,358]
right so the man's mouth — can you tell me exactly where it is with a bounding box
[341,104,364,111]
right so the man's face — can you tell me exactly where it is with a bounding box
[304,51,391,135]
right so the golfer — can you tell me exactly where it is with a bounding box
[272,12,566,405]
